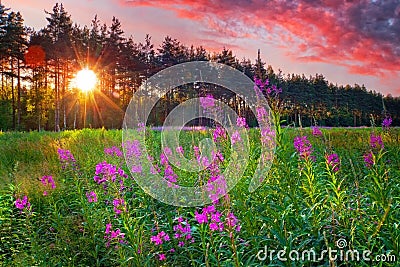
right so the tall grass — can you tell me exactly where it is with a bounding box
[0,127,399,266]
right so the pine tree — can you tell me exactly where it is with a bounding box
[44,3,73,131]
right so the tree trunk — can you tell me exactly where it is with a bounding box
[17,58,21,128]
[62,63,67,130]
[10,59,15,130]
[1,59,4,98]
[55,60,60,132]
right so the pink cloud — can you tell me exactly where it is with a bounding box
[120,0,400,79]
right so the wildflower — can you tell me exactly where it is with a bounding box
[270,84,282,95]
[203,205,216,215]
[150,235,163,245]
[41,175,56,191]
[176,146,184,155]
[193,146,200,159]
[293,135,313,160]
[370,134,384,150]
[200,94,215,110]
[211,211,222,223]
[260,127,275,145]
[15,195,31,211]
[236,117,247,128]
[105,223,112,234]
[150,164,160,175]
[363,152,374,168]
[158,254,166,261]
[254,77,269,89]
[104,223,125,247]
[163,147,172,156]
[131,165,142,173]
[86,191,97,203]
[209,222,224,232]
[382,117,392,129]
[173,217,192,246]
[163,163,178,188]
[113,198,126,215]
[160,152,169,165]
[94,162,127,184]
[312,126,323,137]
[213,126,226,142]
[231,131,241,145]
[104,146,123,157]
[207,175,227,203]
[326,153,340,172]
[57,148,77,170]
[195,210,208,224]
[212,151,224,163]
[256,107,268,121]
[209,222,218,231]
[123,140,142,159]
[151,231,170,246]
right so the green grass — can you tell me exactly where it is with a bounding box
[0,127,399,266]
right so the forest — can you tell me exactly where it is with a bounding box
[1,3,399,131]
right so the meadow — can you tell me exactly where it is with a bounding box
[0,126,399,266]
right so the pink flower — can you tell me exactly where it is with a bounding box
[176,146,184,155]
[86,191,97,203]
[123,140,142,159]
[113,198,126,215]
[104,146,123,157]
[41,175,56,190]
[200,94,215,110]
[209,222,218,231]
[203,205,216,215]
[105,223,112,234]
[151,231,170,246]
[158,253,166,261]
[370,134,384,150]
[382,117,392,129]
[326,153,340,172]
[15,195,30,211]
[211,212,222,223]
[363,152,374,168]
[231,131,241,145]
[104,223,125,247]
[293,135,313,160]
[236,117,247,128]
[312,126,322,137]
[150,235,163,245]
[57,148,77,170]
[256,107,268,121]
[213,126,226,142]
[163,147,172,156]
[195,211,208,224]
[131,165,142,173]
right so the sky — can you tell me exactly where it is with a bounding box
[4,0,400,96]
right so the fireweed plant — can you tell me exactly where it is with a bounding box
[1,91,399,265]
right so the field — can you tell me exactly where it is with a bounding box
[0,127,399,266]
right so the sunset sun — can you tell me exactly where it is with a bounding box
[75,68,97,92]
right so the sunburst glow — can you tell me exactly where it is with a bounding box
[75,68,97,92]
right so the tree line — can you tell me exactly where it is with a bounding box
[0,3,398,131]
